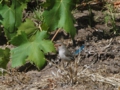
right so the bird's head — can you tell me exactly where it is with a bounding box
[54,42,66,51]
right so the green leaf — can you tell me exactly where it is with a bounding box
[12,0,31,9]
[43,0,76,38]
[11,31,56,69]
[10,32,28,46]
[17,19,39,37]
[11,0,25,27]
[42,0,55,9]
[11,19,43,46]
[0,5,19,39]
[40,40,55,53]
[0,5,15,32]
[0,48,10,69]
[0,0,29,39]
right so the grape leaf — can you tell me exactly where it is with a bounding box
[0,5,16,36]
[11,31,56,69]
[17,19,39,38]
[10,31,28,46]
[0,0,29,39]
[43,0,76,38]
[0,48,10,69]
[10,19,39,45]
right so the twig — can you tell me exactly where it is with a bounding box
[39,24,42,31]
[51,28,61,41]
[46,59,65,71]
[82,71,120,87]
[0,68,11,75]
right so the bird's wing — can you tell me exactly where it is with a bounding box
[65,49,74,60]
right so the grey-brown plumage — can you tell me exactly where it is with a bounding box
[55,42,74,62]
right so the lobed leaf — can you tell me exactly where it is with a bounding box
[10,32,28,46]
[17,19,39,36]
[0,0,30,39]
[11,31,56,69]
[43,0,76,38]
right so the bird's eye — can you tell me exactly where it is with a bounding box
[59,44,61,46]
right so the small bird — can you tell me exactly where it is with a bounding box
[54,42,74,62]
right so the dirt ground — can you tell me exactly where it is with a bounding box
[0,1,120,90]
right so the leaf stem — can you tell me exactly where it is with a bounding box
[51,28,61,41]
[39,24,42,31]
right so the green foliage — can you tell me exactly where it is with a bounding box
[104,4,119,35]
[16,19,39,40]
[0,0,30,39]
[11,31,56,69]
[33,8,43,21]
[0,48,10,69]
[0,5,16,39]
[0,0,77,69]
[43,0,76,38]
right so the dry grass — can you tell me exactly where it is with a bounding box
[42,53,120,90]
